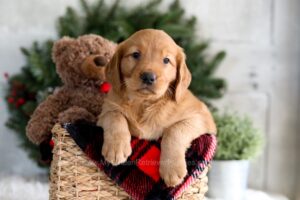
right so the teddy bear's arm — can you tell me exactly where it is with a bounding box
[26,92,68,145]
[58,106,96,124]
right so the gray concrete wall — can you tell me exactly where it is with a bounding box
[0,0,299,198]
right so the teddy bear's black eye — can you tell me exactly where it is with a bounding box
[132,52,140,59]
[163,57,170,64]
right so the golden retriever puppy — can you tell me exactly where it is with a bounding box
[97,29,216,187]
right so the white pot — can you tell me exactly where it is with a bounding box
[207,160,250,200]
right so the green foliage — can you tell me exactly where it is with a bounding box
[5,41,60,166]
[214,112,264,160]
[57,0,227,101]
[4,0,226,166]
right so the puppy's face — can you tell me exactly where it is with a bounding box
[106,29,191,101]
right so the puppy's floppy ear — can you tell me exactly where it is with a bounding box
[105,45,123,96]
[174,47,192,102]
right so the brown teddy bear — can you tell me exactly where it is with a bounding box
[26,34,116,147]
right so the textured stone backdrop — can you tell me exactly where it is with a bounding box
[0,0,299,199]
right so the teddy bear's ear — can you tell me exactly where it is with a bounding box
[52,37,74,64]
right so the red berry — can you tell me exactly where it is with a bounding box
[4,72,9,79]
[11,90,17,97]
[28,93,36,100]
[49,139,54,148]
[99,82,111,93]
[16,98,25,106]
[7,97,14,104]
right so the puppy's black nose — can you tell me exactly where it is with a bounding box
[140,72,156,85]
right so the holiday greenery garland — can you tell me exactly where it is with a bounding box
[4,0,226,167]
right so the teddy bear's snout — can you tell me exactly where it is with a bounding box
[93,56,107,67]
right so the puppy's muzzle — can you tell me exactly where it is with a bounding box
[140,72,156,85]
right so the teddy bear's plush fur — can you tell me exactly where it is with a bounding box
[26,34,116,145]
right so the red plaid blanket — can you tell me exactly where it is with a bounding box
[64,122,216,200]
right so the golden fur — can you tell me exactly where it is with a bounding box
[97,29,216,187]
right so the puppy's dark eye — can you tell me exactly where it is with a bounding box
[163,57,170,64]
[132,52,140,59]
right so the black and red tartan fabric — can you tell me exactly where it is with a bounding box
[64,122,217,200]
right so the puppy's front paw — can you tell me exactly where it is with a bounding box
[102,138,132,165]
[159,157,187,187]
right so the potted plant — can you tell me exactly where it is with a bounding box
[208,112,264,200]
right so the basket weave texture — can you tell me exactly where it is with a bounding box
[49,123,209,200]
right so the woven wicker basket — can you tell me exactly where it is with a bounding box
[49,123,209,200]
